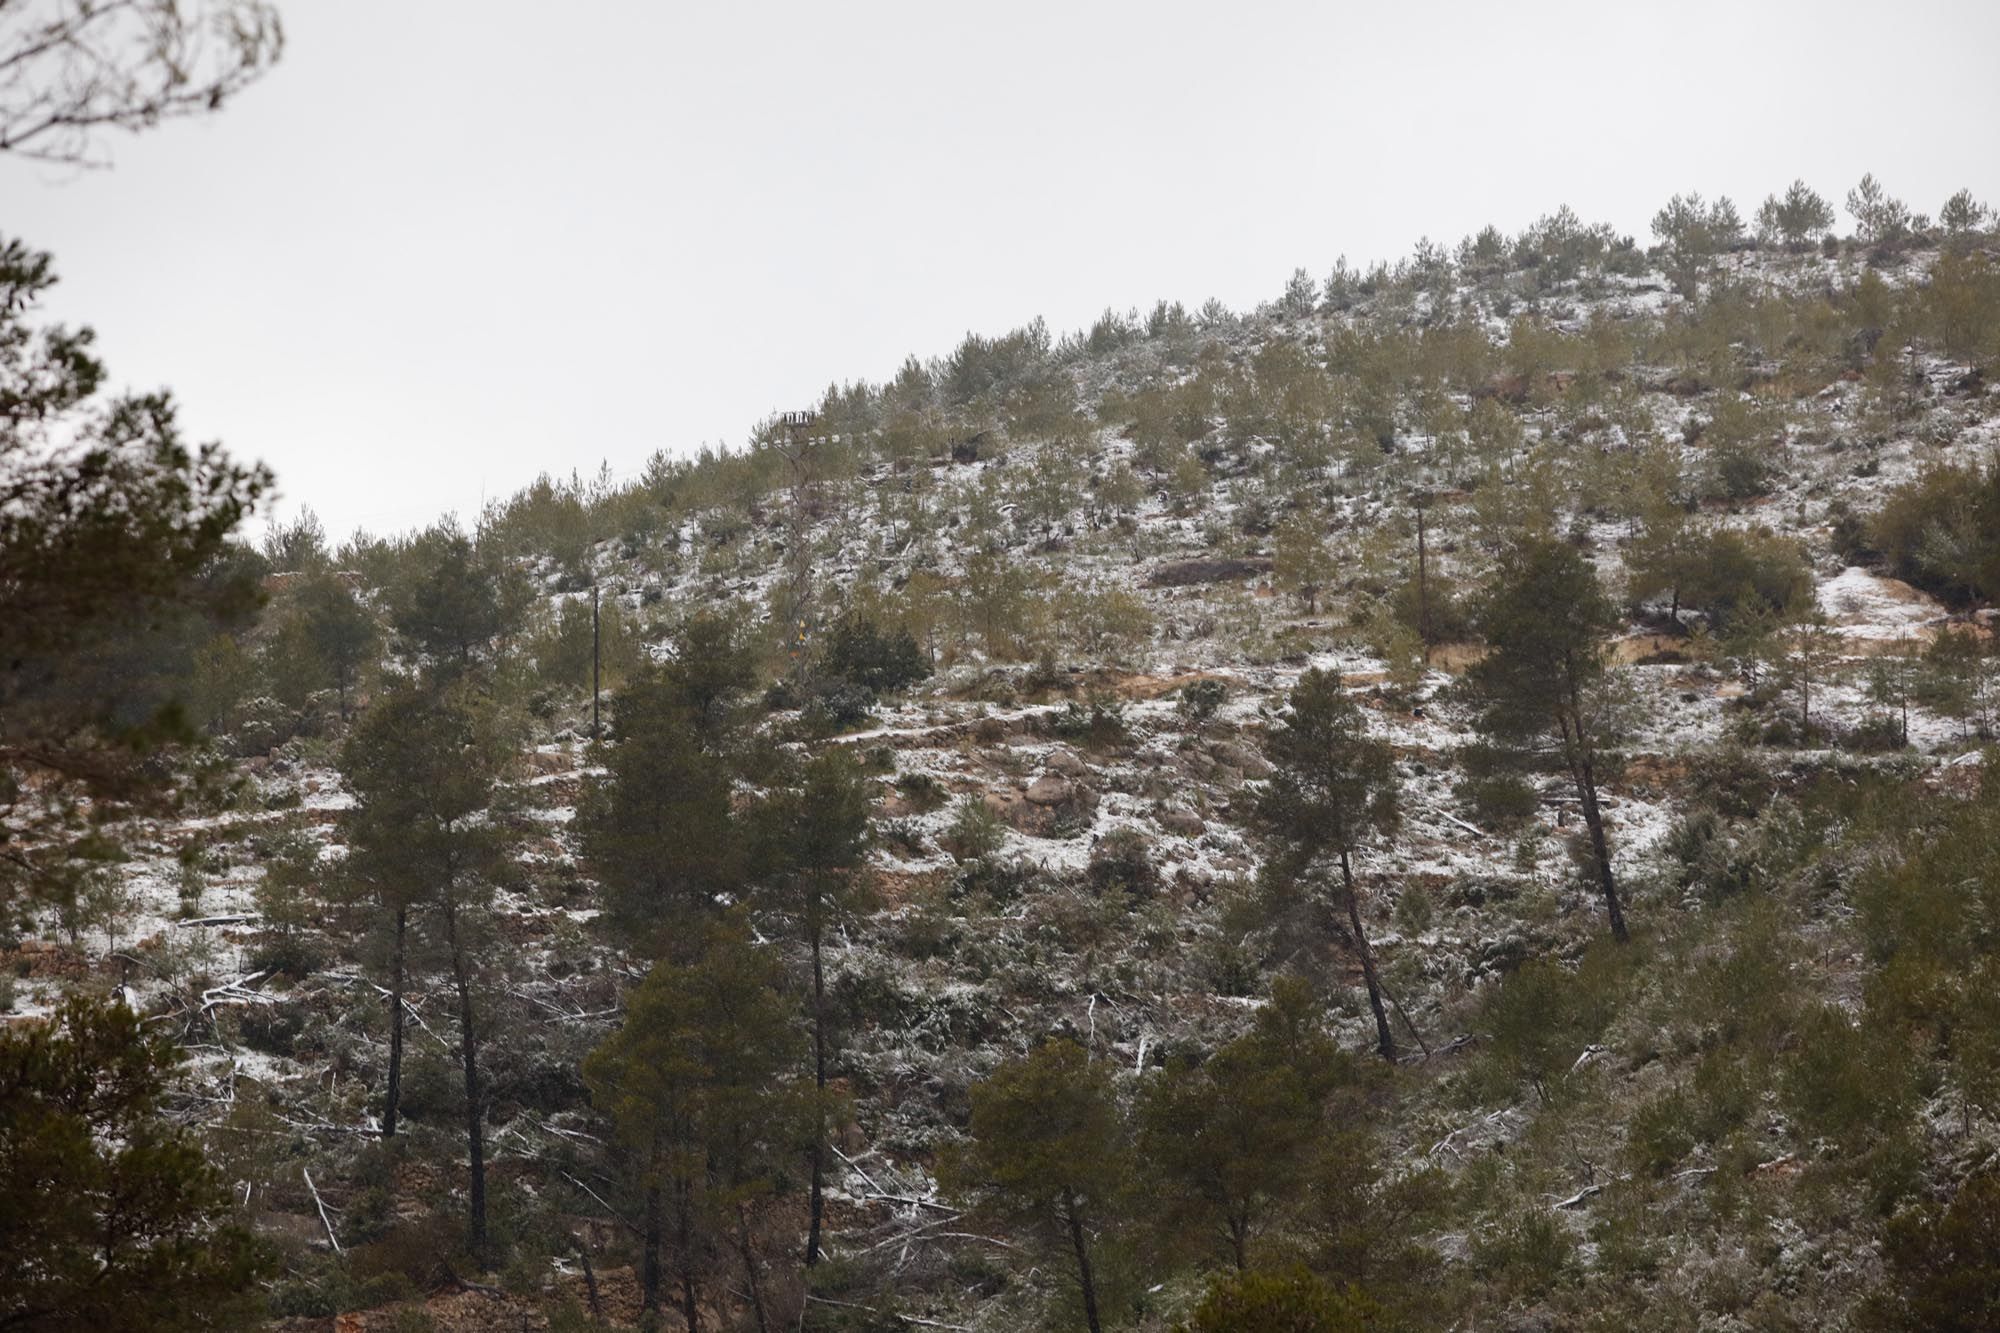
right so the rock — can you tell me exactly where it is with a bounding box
[1211,741,1274,779]
[1044,747,1088,779]
[985,779,1096,837]
[982,790,1027,825]
[1179,751,1218,780]
[1025,774,1076,806]
[1157,807,1206,837]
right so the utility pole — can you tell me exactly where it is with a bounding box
[776,410,820,675]
[591,585,601,741]
[1414,492,1432,663]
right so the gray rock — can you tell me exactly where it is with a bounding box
[1211,741,1274,778]
[1044,747,1088,779]
[1025,774,1076,806]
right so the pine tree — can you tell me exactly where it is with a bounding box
[1866,1166,2000,1331]
[261,507,328,572]
[1468,537,1631,942]
[1940,188,1993,244]
[1138,978,1359,1270]
[1254,668,1405,1058]
[751,747,872,1267]
[340,676,516,1256]
[1755,179,1835,250]
[0,996,272,1330]
[386,519,526,669]
[577,663,746,959]
[583,917,804,1327]
[1,238,268,913]
[1846,173,1912,249]
[1274,512,1336,613]
[943,1040,1130,1333]
[657,610,762,754]
[294,572,380,719]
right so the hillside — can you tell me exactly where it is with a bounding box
[7,188,2000,1332]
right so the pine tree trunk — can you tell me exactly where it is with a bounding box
[679,1262,700,1332]
[383,906,406,1138]
[1561,689,1630,945]
[1340,850,1398,1061]
[1578,774,1629,944]
[736,1204,770,1333]
[805,911,827,1267]
[448,910,487,1261]
[1065,1196,1103,1333]
[1416,505,1431,655]
[677,1179,699,1333]
[641,1181,663,1314]
[1570,744,1630,945]
[576,1239,604,1325]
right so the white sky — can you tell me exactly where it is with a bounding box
[4,0,1997,541]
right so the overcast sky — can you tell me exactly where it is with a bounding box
[5,0,1997,542]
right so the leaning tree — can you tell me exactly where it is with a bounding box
[1255,667,1406,1059]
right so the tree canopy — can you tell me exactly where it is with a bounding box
[0,1,282,165]
[0,996,271,1330]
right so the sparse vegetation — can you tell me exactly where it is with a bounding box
[10,163,2000,1332]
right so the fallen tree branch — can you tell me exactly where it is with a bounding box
[357,978,450,1048]
[1429,1104,1516,1159]
[829,1143,888,1198]
[200,972,272,1017]
[441,1266,505,1300]
[520,1113,606,1148]
[303,1167,341,1254]
[1437,811,1489,840]
[561,1170,642,1238]
[804,1295,970,1330]
[859,1194,959,1215]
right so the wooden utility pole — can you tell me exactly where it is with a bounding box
[1415,498,1432,661]
[775,410,820,674]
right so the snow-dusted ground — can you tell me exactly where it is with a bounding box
[6,233,1999,1333]
[1816,565,1946,641]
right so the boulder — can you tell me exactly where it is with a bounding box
[1025,774,1076,806]
[1044,747,1088,779]
[982,789,1029,826]
[1157,807,1206,837]
[1211,741,1274,779]
[985,777,1097,837]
